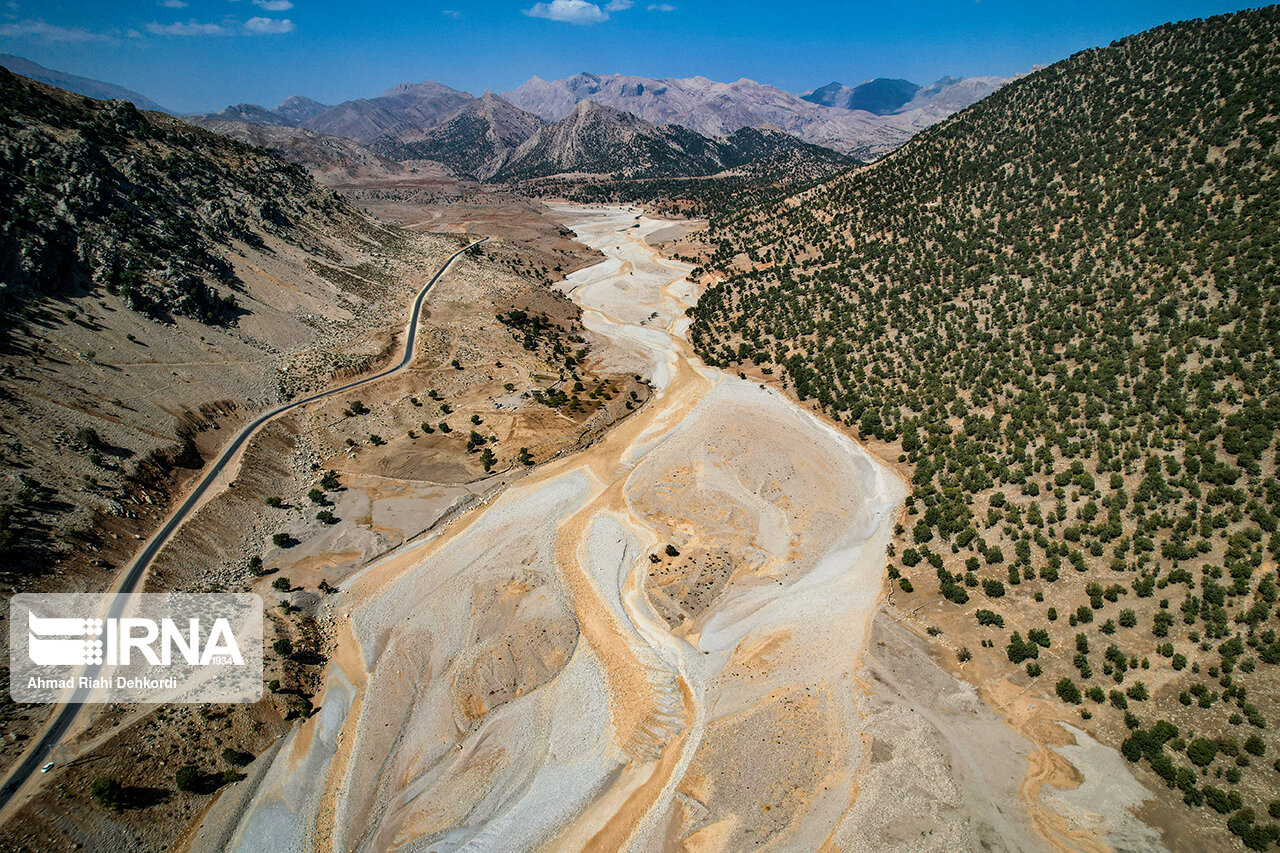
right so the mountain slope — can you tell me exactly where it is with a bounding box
[0,67,461,572]
[503,72,1014,159]
[369,92,545,180]
[488,100,855,183]
[191,119,409,182]
[274,95,331,125]
[691,8,1280,848]
[494,100,725,180]
[0,53,170,113]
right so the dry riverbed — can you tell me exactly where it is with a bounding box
[193,207,1164,852]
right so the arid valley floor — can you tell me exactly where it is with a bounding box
[168,207,1167,853]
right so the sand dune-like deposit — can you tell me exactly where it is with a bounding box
[193,207,1158,852]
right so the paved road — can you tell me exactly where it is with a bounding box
[0,236,487,813]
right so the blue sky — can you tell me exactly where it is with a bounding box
[0,1,1260,113]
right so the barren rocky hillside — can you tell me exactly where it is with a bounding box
[0,68,462,583]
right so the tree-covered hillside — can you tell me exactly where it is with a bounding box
[691,8,1280,847]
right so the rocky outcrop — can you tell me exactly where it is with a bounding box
[0,68,366,324]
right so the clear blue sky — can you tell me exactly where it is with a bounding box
[0,1,1262,113]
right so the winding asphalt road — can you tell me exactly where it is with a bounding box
[0,236,487,813]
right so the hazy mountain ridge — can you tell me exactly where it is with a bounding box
[0,53,171,114]
[503,71,1016,159]
[801,77,921,113]
[198,80,475,142]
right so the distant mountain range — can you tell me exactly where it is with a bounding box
[365,95,856,184]
[0,54,172,114]
[200,80,474,142]
[0,52,1017,175]
[501,72,1015,159]
[198,70,1016,162]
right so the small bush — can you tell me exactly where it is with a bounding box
[90,776,126,810]
[174,765,203,793]
[221,748,253,767]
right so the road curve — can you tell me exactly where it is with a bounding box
[0,236,487,814]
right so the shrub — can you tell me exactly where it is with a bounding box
[271,577,291,591]
[74,427,102,449]
[221,748,253,767]
[1187,738,1218,767]
[174,765,204,793]
[1007,632,1039,664]
[90,776,126,809]
[975,609,1004,628]
[1056,678,1083,705]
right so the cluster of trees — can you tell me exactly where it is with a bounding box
[687,8,1280,844]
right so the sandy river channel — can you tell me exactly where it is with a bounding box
[210,205,906,852]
